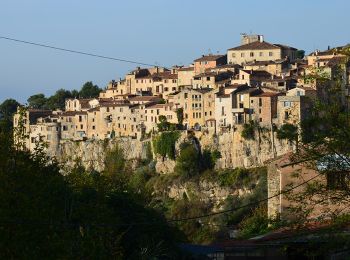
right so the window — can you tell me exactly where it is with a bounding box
[232,53,236,58]
[92,125,95,130]
[297,91,301,96]
[221,106,225,116]
[259,118,262,122]
[269,52,273,57]
[259,52,263,57]
[241,53,245,57]
[250,52,254,57]
[284,111,289,119]
[184,93,188,99]
[206,77,210,81]
[242,74,245,80]
[80,124,83,129]
[283,101,291,107]
[79,116,82,122]
[259,98,262,107]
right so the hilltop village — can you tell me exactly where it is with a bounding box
[14,34,350,152]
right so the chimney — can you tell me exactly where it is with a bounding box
[259,35,264,42]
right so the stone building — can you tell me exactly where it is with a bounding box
[193,54,227,74]
[250,92,280,127]
[227,38,298,65]
[173,88,217,129]
[143,102,179,133]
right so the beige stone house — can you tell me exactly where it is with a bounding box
[250,92,280,127]
[227,40,298,65]
[173,88,217,129]
[193,71,233,89]
[243,59,290,76]
[143,102,178,133]
[177,66,195,88]
[277,95,313,126]
[60,111,88,140]
[193,54,227,74]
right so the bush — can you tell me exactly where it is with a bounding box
[276,123,298,141]
[174,142,200,178]
[241,121,257,140]
[152,131,180,160]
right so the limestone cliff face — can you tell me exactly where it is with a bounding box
[167,180,252,211]
[54,129,292,173]
[55,138,150,172]
[155,129,292,173]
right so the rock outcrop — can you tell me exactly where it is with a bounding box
[53,128,292,173]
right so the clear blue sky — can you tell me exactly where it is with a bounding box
[0,0,349,103]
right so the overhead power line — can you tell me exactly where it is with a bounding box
[0,173,322,227]
[0,36,166,68]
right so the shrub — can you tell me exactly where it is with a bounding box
[152,131,180,160]
[174,142,200,178]
[241,121,257,140]
[276,123,298,141]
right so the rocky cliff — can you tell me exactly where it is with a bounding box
[53,128,292,173]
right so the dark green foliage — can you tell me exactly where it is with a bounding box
[174,142,201,178]
[104,144,126,177]
[0,98,20,119]
[79,81,102,98]
[241,121,257,140]
[218,168,251,187]
[157,115,171,132]
[46,88,73,110]
[216,167,267,226]
[152,131,180,160]
[176,107,184,126]
[202,149,221,170]
[27,93,47,109]
[238,205,270,238]
[25,81,101,110]
[276,123,298,141]
[296,49,305,59]
[168,198,214,244]
[0,125,182,258]
[0,99,20,132]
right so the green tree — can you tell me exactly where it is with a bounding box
[174,142,200,178]
[296,50,305,59]
[27,93,47,109]
[157,115,170,132]
[79,81,101,98]
[0,98,20,119]
[46,89,73,110]
[176,108,184,126]
[241,121,257,140]
[276,123,298,142]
